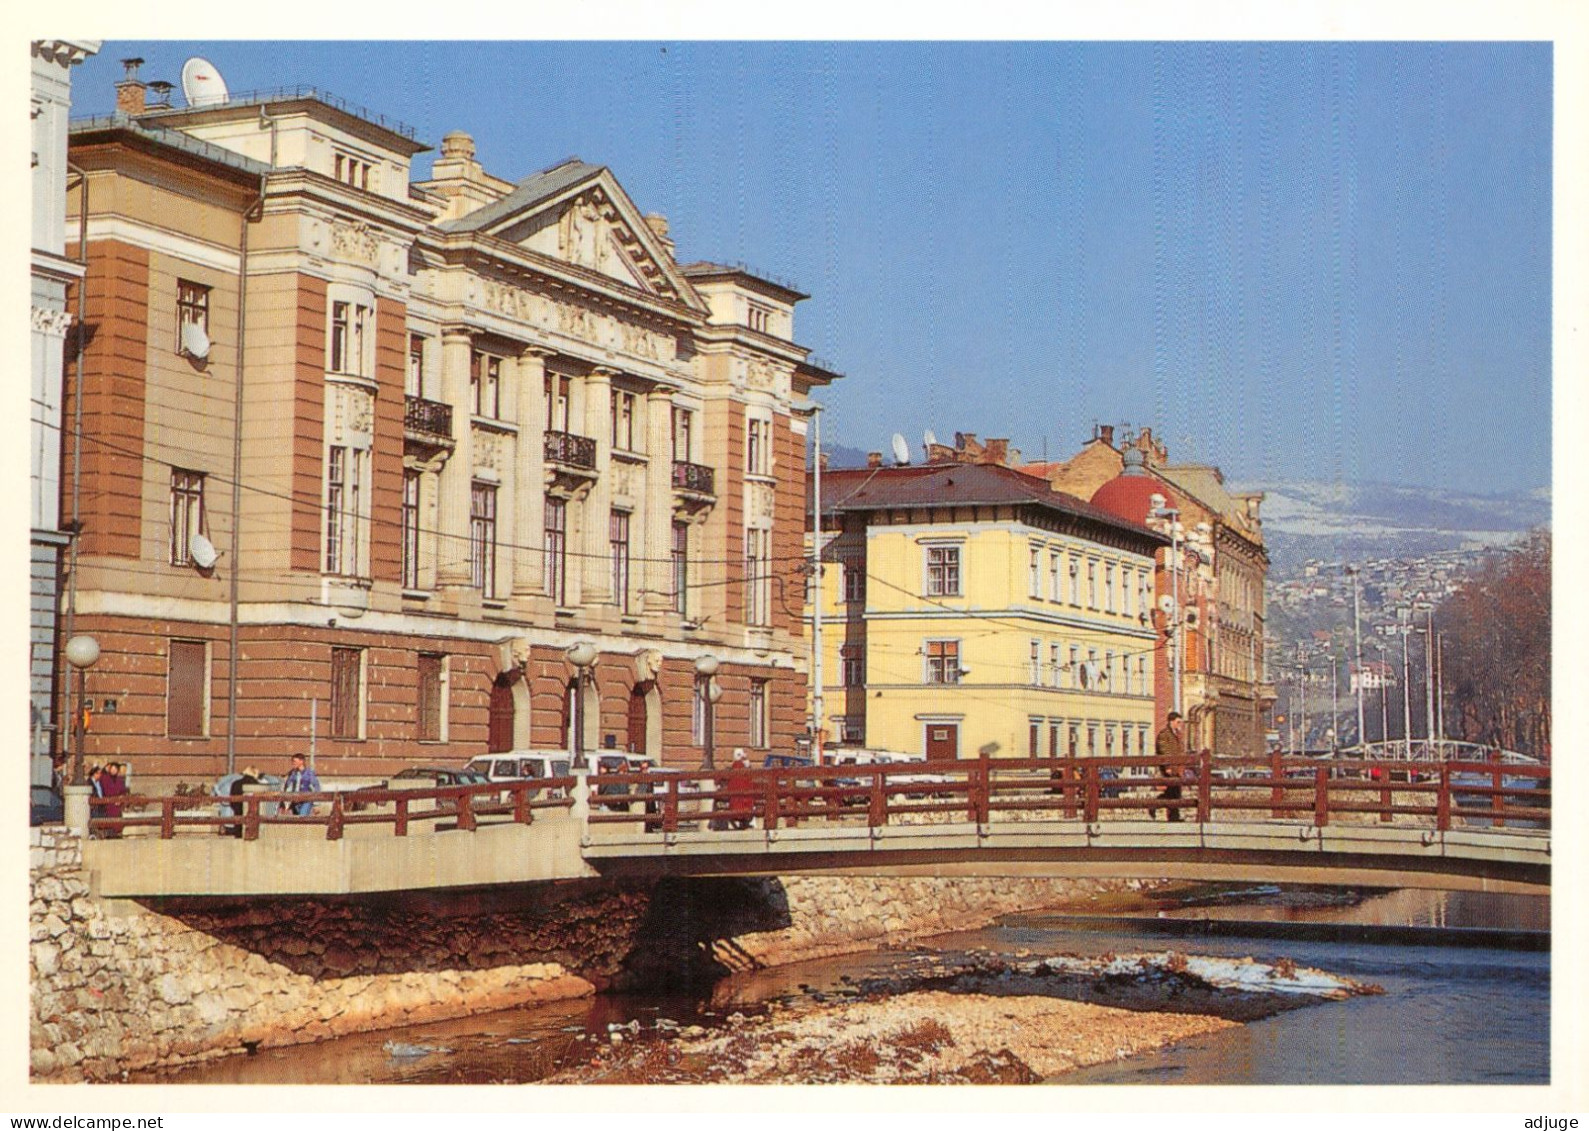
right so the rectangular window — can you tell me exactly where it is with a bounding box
[334,151,373,190]
[169,469,205,567]
[401,469,421,590]
[745,528,772,626]
[1087,723,1098,757]
[747,302,772,334]
[1049,551,1062,602]
[407,333,427,398]
[1138,725,1150,758]
[1069,557,1081,606]
[671,520,689,615]
[470,481,497,596]
[330,647,363,740]
[1105,651,1116,693]
[671,407,694,462]
[1123,565,1135,620]
[176,280,210,356]
[842,645,865,688]
[749,679,769,748]
[1105,562,1116,612]
[1029,720,1041,758]
[925,639,960,684]
[329,301,370,376]
[1068,644,1081,690]
[1105,722,1117,757]
[746,418,772,475]
[611,390,637,451]
[1050,642,1062,689]
[610,510,631,613]
[545,373,572,432]
[1030,640,1041,685]
[1137,655,1148,697]
[1068,723,1080,759]
[471,351,501,419]
[417,653,445,742]
[926,545,961,597]
[1028,545,1042,598]
[1049,721,1062,759]
[544,496,567,606]
[1087,559,1098,609]
[844,560,866,604]
[167,639,208,737]
[325,446,363,576]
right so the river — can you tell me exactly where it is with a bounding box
[133,886,1548,1086]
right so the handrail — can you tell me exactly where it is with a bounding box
[82,754,1550,841]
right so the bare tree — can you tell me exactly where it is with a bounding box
[1436,530,1550,759]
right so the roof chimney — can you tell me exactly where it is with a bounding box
[984,438,1009,466]
[644,213,675,256]
[1098,424,1114,448]
[116,57,146,116]
[866,451,883,469]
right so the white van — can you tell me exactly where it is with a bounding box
[465,751,574,796]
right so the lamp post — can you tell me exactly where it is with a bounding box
[64,634,100,786]
[566,641,597,766]
[694,653,721,768]
[1348,565,1365,753]
[1149,496,1182,717]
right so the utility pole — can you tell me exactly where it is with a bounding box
[1430,606,1442,756]
[1349,565,1366,752]
[1330,651,1339,753]
[810,402,824,765]
[1400,618,1413,758]
[1297,646,1308,754]
[1436,633,1446,757]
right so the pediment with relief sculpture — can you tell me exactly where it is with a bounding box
[441,161,704,314]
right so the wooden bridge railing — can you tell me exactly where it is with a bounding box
[86,779,576,841]
[83,752,1549,842]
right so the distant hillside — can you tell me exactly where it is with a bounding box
[1252,480,1550,574]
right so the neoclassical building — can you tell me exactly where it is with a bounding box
[61,69,834,784]
[31,39,99,792]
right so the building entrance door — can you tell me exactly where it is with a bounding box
[488,675,515,753]
[925,722,959,760]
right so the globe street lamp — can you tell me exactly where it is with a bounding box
[64,634,100,787]
[566,641,597,766]
[694,653,721,768]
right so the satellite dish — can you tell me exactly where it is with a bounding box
[890,433,910,466]
[923,428,938,449]
[189,533,219,570]
[181,57,230,108]
[180,321,211,360]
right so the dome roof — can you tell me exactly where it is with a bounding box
[1090,450,1176,525]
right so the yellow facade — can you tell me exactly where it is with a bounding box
[809,465,1163,762]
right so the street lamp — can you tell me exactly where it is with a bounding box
[566,641,597,766]
[1148,495,1182,717]
[64,634,100,786]
[694,653,721,768]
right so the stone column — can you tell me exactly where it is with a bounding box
[435,330,475,588]
[513,348,551,596]
[581,367,615,604]
[643,385,677,613]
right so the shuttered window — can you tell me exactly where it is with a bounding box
[167,640,208,737]
[331,647,362,739]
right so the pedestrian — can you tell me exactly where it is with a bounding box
[1153,712,1187,822]
[100,761,127,837]
[724,748,755,830]
[283,753,321,817]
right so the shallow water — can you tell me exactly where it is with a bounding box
[135,886,1548,1085]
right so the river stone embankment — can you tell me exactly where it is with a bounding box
[30,826,1168,1082]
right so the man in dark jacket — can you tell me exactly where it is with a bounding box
[1153,712,1187,822]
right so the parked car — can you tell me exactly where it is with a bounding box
[391,766,491,788]
[465,752,574,798]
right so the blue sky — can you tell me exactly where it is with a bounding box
[73,41,1551,495]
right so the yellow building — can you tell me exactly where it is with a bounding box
[809,463,1167,761]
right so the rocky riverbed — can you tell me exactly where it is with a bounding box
[548,948,1382,1084]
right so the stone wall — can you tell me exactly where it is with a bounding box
[32,827,1170,1082]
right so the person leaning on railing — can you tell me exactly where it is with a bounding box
[283,753,321,817]
[1152,712,1187,822]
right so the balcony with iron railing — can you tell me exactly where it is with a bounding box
[545,430,598,471]
[671,460,715,497]
[404,396,453,441]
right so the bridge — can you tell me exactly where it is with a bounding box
[73,753,1550,900]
